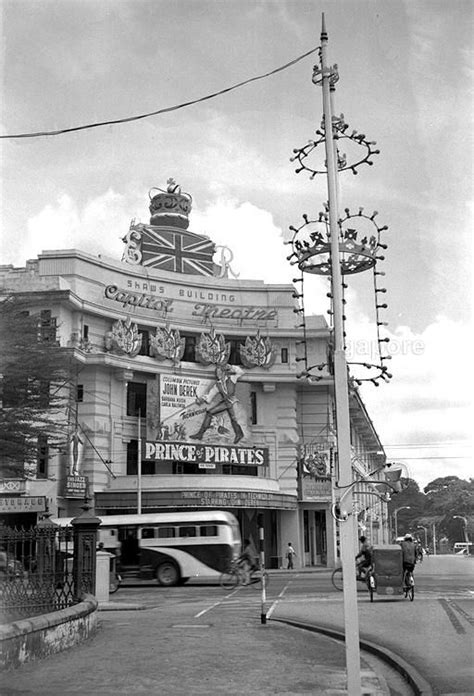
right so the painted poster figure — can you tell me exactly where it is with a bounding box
[68,431,84,476]
[191,364,244,444]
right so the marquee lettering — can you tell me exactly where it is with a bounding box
[145,440,268,466]
[104,285,173,312]
[192,303,277,322]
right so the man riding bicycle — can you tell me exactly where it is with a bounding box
[355,536,373,579]
[400,533,417,576]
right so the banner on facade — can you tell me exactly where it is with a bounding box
[0,496,46,513]
[63,475,88,499]
[145,440,268,466]
[301,477,332,501]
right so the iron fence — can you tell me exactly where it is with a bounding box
[0,524,78,623]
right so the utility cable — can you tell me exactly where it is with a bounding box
[1,46,319,140]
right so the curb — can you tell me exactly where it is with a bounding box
[98,603,149,611]
[271,617,433,696]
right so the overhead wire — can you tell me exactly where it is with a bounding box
[0,45,319,140]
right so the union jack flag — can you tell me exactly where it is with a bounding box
[139,225,216,276]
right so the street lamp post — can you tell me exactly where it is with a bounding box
[417,525,428,549]
[453,515,469,544]
[393,506,411,539]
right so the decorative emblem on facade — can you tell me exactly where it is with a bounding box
[149,325,185,365]
[215,246,240,279]
[195,327,230,366]
[239,330,276,369]
[105,317,142,357]
[121,219,143,266]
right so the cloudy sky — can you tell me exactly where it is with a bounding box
[1,0,472,490]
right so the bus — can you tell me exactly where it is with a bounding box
[52,510,242,586]
[453,542,472,555]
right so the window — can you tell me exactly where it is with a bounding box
[281,347,288,363]
[223,464,258,476]
[142,460,155,475]
[250,391,257,425]
[228,338,243,366]
[178,526,197,538]
[76,384,84,402]
[138,329,149,356]
[38,310,57,343]
[83,325,89,341]
[157,527,175,539]
[182,334,196,362]
[126,382,147,417]
[37,435,49,478]
[141,528,156,539]
[126,440,138,475]
[200,525,218,537]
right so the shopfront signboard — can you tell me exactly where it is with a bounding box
[0,496,46,513]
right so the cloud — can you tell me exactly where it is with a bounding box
[193,197,293,284]
[15,190,137,265]
[357,315,473,487]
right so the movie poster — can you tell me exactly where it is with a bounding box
[146,371,249,445]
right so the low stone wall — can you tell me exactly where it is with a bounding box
[0,595,98,671]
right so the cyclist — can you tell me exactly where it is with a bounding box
[415,539,424,563]
[355,536,373,579]
[238,538,258,583]
[399,533,417,582]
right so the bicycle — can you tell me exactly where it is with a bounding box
[331,563,374,596]
[220,559,269,590]
[402,567,415,601]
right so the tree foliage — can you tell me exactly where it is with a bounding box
[387,475,474,546]
[0,295,74,476]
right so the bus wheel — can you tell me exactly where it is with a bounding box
[156,562,179,586]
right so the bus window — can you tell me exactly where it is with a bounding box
[179,526,197,537]
[200,525,218,537]
[157,527,175,539]
[142,528,156,539]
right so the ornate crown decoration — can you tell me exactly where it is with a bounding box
[287,206,388,276]
[104,317,142,357]
[149,325,185,365]
[195,327,230,366]
[239,331,276,369]
[148,177,193,229]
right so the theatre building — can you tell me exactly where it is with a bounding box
[0,181,388,567]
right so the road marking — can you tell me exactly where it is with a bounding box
[445,598,474,627]
[194,587,242,617]
[438,598,466,634]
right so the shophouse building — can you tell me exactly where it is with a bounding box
[0,181,388,566]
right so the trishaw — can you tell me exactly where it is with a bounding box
[368,544,414,602]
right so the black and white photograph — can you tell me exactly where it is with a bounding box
[1,1,472,694]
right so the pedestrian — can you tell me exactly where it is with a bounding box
[286,542,296,570]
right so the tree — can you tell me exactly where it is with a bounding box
[423,476,474,544]
[0,295,74,477]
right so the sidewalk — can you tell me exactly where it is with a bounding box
[1,590,392,696]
